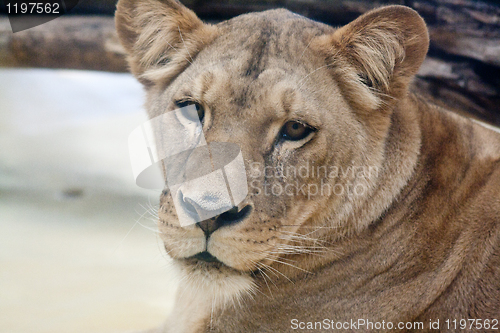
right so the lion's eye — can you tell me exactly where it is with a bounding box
[280,121,314,141]
[176,101,205,123]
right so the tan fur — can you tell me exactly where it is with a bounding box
[116,2,500,332]
[115,0,217,86]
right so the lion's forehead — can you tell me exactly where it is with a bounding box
[204,68,298,107]
[197,13,332,78]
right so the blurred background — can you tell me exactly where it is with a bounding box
[0,0,499,332]
[0,69,177,332]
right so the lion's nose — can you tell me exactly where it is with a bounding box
[173,170,250,228]
[178,188,232,222]
[197,205,252,237]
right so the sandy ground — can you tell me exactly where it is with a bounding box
[0,69,177,333]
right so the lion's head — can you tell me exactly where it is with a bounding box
[116,0,429,308]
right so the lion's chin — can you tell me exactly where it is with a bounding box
[174,257,255,304]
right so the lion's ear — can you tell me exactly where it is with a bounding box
[312,5,429,111]
[115,0,217,86]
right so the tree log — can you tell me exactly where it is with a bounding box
[0,0,499,125]
[0,16,127,72]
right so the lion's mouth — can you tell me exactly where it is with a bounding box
[191,250,221,263]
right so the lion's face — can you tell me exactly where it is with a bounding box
[116,2,429,277]
[150,14,374,274]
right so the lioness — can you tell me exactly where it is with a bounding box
[115,1,500,332]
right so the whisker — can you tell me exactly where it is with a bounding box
[248,250,294,284]
[251,261,276,298]
[112,203,157,254]
[266,257,312,274]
